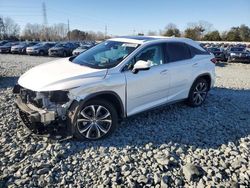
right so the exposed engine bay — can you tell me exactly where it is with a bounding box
[13,84,74,139]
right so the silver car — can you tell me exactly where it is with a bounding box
[72,44,94,56]
[11,42,38,54]
[26,42,56,56]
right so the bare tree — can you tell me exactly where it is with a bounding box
[22,23,68,41]
[147,30,157,36]
[1,17,20,39]
[186,20,213,39]
[55,23,68,39]
[22,23,42,40]
[0,17,5,39]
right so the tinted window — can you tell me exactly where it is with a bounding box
[208,48,220,52]
[165,42,191,62]
[189,45,210,56]
[47,43,55,47]
[230,47,244,52]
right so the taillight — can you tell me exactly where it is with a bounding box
[210,58,217,64]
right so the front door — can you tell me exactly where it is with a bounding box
[124,44,171,116]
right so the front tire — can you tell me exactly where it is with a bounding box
[39,50,45,56]
[63,51,67,57]
[187,78,209,107]
[72,100,118,140]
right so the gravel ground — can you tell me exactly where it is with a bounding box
[0,54,250,187]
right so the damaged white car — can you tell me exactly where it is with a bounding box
[14,36,215,140]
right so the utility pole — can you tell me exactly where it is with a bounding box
[42,2,48,41]
[104,24,107,39]
[67,19,70,41]
[133,28,136,36]
[42,2,48,26]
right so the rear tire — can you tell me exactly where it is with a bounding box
[187,78,209,107]
[72,99,118,140]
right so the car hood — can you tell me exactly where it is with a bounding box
[50,47,64,50]
[27,46,39,50]
[0,45,10,49]
[73,48,86,53]
[18,58,107,91]
[12,45,25,48]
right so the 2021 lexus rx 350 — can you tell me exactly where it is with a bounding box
[14,36,215,140]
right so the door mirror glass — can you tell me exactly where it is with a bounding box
[132,60,150,73]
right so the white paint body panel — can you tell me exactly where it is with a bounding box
[18,58,107,91]
[125,64,170,116]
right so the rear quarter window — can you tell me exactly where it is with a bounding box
[165,42,191,62]
[189,45,210,56]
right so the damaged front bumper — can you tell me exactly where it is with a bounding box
[16,95,56,124]
[13,85,77,140]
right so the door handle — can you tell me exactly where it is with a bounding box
[160,69,168,75]
[192,63,198,67]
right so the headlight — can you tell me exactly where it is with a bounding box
[230,53,236,56]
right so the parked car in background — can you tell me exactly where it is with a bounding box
[72,44,94,56]
[48,42,79,57]
[0,42,19,53]
[26,42,56,56]
[11,42,38,54]
[0,40,10,46]
[14,36,215,140]
[207,47,226,62]
[226,47,250,63]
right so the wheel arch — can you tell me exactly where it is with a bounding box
[73,91,126,120]
[192,73,212,90]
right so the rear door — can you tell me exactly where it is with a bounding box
[164,42,195,101]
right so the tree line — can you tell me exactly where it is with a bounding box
[0,16,250,42]
[0,17,107,41]
[161,21,250,42]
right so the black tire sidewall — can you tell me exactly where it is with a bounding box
[39,50,44,56]
[72,99,118,140]
[63,51,67,57]
[187,78,208,107]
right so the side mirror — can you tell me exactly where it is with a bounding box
[132,60,151,73]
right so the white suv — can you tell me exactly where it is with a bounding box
[14,36,215,140]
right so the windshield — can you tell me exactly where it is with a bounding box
[79,45,90,49]
[230,47,245,52]
[3,42,14,47]
[208,48,220,52]
[17,42,27,46]
[33,43,44,47]
[72,40,139,69]
[55,43,68,47]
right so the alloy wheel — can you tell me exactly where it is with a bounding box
[192,81,208,105]
[76,105,112,139]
